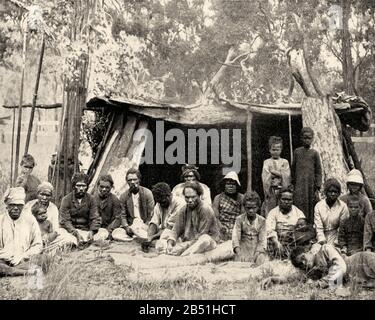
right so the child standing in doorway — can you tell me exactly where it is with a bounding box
[292,127,322,224]
[261,136,291,207]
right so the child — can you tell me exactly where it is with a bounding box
[291,127,322,224]
[261,172,283,218]
[232,191,267,266]
[338,195,364,256]
[340,169,372,217]
[262,136,291,200]
[31,202,58,246]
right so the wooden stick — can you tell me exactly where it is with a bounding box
[246,110,253,192]
[14,27,28,184]
[10,108,16,186]
[288,113,293,164]
[25,35,45,155]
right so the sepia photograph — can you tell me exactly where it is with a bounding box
[0,0,374,306]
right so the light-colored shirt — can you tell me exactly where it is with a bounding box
[150,197,184,230]
[314,199,349,244]
[0,212,42,264]
[266,205,305,240]
[232,214,267,257]
[132,193,141,220]
[23,199,60,232]
[262,158,291,195]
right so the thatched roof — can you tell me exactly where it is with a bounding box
[85,95,371,130]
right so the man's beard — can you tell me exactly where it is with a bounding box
[129,186,139,194]
[75,191,86,199]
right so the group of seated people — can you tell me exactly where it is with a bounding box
[2,153,375,290]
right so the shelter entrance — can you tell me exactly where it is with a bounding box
[138,113,302,200]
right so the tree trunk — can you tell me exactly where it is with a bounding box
[341,0,355,95]
[54,0,96,204]
[301,97,348,191]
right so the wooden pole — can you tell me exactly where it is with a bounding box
[288,113,293,164]
[14,26,28,184]
[246,110,253,192]
[10,108,16,186]
[25,35,45,155]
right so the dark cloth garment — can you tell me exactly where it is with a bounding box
[47,165,54,183]
[364,210,375,250]
[0,259,31,277]
[16,174,41,203]
[59,192,101,234]
[119,186,154,227]
[213,192,243,241]
[261,187,280,218]
[338,215,364,255]
[170,201,219,243]
[340,193,373,217]
[94,193,122,232]
[291,147,322,224]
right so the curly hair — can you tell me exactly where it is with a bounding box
[98,174,114,187]
[242,191,261,207]
[152,182,171,202]
[20,154,36,167]
[71,172,89,186]
[126,168,141,181]
[183,181,203,196]
[290,246,306,269]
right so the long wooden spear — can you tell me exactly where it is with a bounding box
[13,20,28,185]
[24,34,45,154]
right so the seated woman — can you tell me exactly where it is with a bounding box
[314,178,349,245]
[262,242,375,290]
[172,164,212,206]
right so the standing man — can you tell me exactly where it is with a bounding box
[213,171,243,241]
[15,154,41,203]
[117,168,154,240]
[59,173,105,247]
[94,174,122,239]
[166,182,218,256]
[0,187,42,276]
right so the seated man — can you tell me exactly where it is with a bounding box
[15,154,41,203]
[266,187,306,259]
[145,182,184,253]
[166,182,218,256]
[172,164,211,206]
[262,242,375,290]
[0,187,42,276]
[115,168,154,241]
[213,171,243,241]
[338,195,364,256]
[59,173,105,247]
[94,174,122,239]
[232,191,267,266]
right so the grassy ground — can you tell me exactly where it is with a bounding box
[1,248,375,300]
